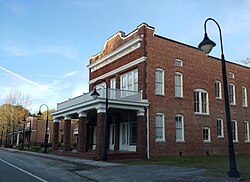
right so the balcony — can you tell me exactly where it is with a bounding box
[57,88,144,111]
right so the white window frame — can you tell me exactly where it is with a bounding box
[175,72,183,97]
[216,118,224,138]
[242,86,248,107]
[203,127,211,143]
[175,114,184,142]
[174,59,183,67]
[231,120,238,143]
[194,89,209,115]
[229,84,236,105]
[215,80,222,99]
[155,68,164,95]
[155,113,165,142]
[244,121,250,143]
[120,69,138,91]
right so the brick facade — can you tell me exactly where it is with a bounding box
[88,23,250,158]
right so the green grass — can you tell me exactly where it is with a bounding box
[125,154,250,181]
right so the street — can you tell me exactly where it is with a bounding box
[0,150,94,182]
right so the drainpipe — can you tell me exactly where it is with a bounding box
[146,106,150,159]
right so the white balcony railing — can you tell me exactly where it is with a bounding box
[57,88,143,111]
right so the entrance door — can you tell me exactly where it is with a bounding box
[120,122,129,151]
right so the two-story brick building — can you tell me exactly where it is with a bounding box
[52,23,250,160]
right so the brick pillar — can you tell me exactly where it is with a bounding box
[78,112,87,153]
[96,110,106,160]
[137,110,147,159]
[63,116,71,151]
[52,119,60,151]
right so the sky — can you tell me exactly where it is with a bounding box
[0,0,249,113]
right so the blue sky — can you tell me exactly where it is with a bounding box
[0,0,249,113]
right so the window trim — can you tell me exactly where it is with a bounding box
[244,121,250,143]
[216,118,224,138]
[215,80,222,99]
[175,114,184,142]
[231,120,238,143]
[175,72,183,98]
[155,112,165,142]
[174,58,183,67]
[194,89,209,115]
[203,127,211,143]
[155,68,164,95]
[242,86,248,107]
[229,84,236,105]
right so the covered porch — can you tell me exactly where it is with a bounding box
[51,88,148,160]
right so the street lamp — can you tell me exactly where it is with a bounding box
[37,104,49,153]
[91,80,109,161]
[1,126,4,147]
[198,18,240,178]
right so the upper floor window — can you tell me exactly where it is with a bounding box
[194,89,209,114]
[175,72,183,97]
[120,69,138,92]
[155,68,164,95]
[155,113,165,142]
[229,84,236,105]
[228,72,235,79]
[203,127,211,143]
[215,80,222,99]
[244,121,250,142]
[216,118,224,138]
[175,114,184,142]
[174,59,183,67]
[231,120,238,142]
[242,86,248,107]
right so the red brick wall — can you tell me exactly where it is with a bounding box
[88,23,250,158]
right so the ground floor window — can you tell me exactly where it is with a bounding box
[203,127,211,142]
[244,121,250,142]
[231,120,238,142]
[216,118,224,138]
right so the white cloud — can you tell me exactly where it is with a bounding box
[38,46,80,59]
[63,70,80,78]
[1,45,80,59]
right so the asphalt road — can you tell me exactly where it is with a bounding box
[0,150,94,182]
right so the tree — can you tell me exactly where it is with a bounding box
[0,90,31,130]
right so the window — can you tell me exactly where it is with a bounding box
[242,86,248,107]
[174,59,183,67]
[215,81,222,99]
[194,89,209,114]
[203,127,211,142]
[229,72,235,79]
[244,121,250,142]
[229,84,236,105]
[155,68,164,95]
[120,69,138,91]
[176,114,184,142]
[216,118,224,138]
[155,113,165,142]
[231,120,238,142]
[110,78,116,99]
[175,72,183,97]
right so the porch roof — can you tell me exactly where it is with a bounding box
[52,88,148,119]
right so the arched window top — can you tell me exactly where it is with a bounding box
[194,88,208,93]
[174,59,183,67]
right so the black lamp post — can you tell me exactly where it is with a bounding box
[1,126,4,147]
[37,104,49,153]
[198,18,240,178]
[91,80,109,161]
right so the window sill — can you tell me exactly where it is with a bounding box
[174,96,184,99]
[203,141,211,143]
[194,112,210,116]
[217,136,224,139]
[215,97,222,100]
[176,140,185,143]
[156,93,165,96]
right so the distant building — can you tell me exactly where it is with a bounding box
[52,23,250,160]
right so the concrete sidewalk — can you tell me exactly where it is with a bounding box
[1,147,241,182]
